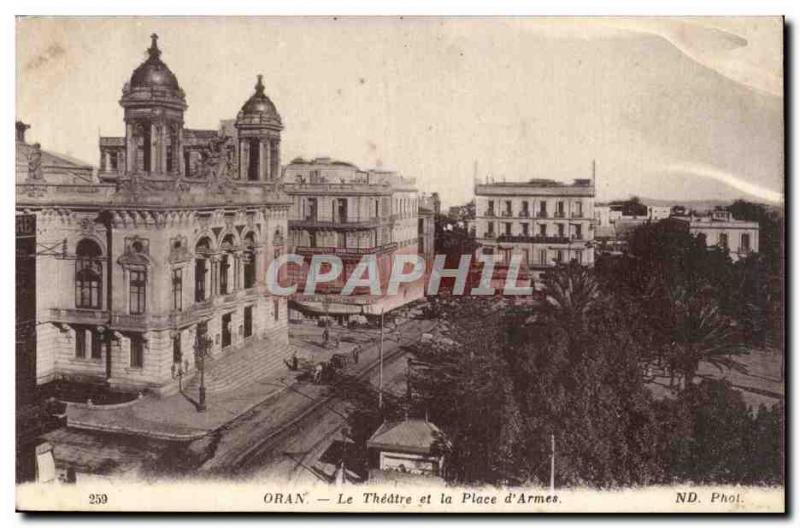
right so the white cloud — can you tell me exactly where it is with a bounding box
[664,162,783,204]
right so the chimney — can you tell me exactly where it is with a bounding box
[16,121,30,143]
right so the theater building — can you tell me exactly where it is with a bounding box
[15,35,292,393]
[474,178,596,284]
[283,157,427,319]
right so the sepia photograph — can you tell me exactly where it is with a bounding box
[13,14,785,513]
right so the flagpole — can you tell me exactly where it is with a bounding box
[550,433,555,493]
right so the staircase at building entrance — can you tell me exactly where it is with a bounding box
[184,339,292,394]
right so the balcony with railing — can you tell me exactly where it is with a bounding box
[291,217,382,230]
[496,234,572,244]
[293,242,399,258]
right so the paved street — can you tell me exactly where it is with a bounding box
[241,344,412,484]
[197,316,436,475]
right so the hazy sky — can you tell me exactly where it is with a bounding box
[16,17,783,207]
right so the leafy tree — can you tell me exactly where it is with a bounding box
[658,379,783,485]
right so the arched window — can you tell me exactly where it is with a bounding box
[75,239,102,309]
[219,234,235,295]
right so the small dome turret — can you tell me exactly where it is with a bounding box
[237,75,282,128]
[129,34,181,91]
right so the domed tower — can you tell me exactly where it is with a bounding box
[235,75,283,182]
[120,34,187,176]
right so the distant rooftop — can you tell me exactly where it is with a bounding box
[367,419,446,455]
[475,177,594,197]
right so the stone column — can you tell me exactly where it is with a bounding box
[162,125,169,174]
[271,140,279,181]
[176,126,184,176]
[263,138,272,181]
[203,258,212,300]
[239,139,249,180]
[258,138,266,181]
[234,253,242,290]
[126,123,135,172]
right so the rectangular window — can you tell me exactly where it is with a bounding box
[556,201,565,217]
[719,233,729,249]
[129,269,147,315]
[130,335,144,368]
[741,233,751,252]
[487,200,495,216]
[91,329,102,359]
[244,306,253,338]
[539,249,548,265]
[522,223,529,236]
[274,299,280,321]
[575,201,583,217]
[539,224,547,237]
[335,198,348,223]
[504,201,512,215]
[557,224,565,238]
[576,250,583,264]
[487,222,495,234]
[75,328,86,358]
[306,198,318,221]
[195,259,207,301]
[172,268,183,312]
[574,224,583,240]
[539,201,547,217]
[556,250,564,263]
[504,222,512,235]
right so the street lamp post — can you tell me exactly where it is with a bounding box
[194,326,211,412]
[378,307,384,409]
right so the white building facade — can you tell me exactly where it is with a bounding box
[474,178,595,282]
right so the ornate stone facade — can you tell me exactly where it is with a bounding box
[16,35,291,392]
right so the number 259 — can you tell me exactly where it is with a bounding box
[89,493,108,505]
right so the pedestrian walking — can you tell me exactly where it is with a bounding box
[291,351,298,371]
[352,346,360,364]
[314,363,323,384]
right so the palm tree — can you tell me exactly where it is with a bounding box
[541,261,600,329]
[664,287,746,390]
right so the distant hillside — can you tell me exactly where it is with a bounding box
[601,196,783,215]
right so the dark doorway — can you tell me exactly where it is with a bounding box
[222,313,232,348]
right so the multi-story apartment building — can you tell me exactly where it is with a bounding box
[474,178,595,283]
[284,158,428,319]
[15,35,292,393]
